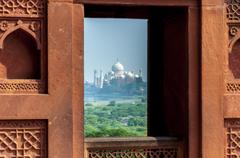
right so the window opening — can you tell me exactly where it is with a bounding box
[84,18,148,137]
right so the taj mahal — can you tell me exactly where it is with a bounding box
[93,61,144,88]
[85,61,146,96]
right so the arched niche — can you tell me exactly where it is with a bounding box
[0,29,40,79]
[230,39,240,79]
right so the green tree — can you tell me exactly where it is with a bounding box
[85,103,93,106]
[107,100,116,106]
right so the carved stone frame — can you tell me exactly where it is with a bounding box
[0,0,201,158]
[77,1,201,158]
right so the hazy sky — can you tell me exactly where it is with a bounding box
[84,18,148,82]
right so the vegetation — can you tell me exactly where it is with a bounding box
[84,101,147,137]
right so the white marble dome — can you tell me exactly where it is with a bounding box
[112,62,124,72]
[126,72,134,79]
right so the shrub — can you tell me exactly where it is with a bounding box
[107,100,116,106]
[85,103,93,106]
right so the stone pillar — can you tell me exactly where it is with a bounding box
[201,0,225,157]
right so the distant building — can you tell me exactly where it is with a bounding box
[91,61,146,95]
[93,61,144,88]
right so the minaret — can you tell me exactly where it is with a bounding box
[138,69,143,78]
[94,70,97,87]
[100,70,103,88]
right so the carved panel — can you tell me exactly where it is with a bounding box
[0,0,45,18]
[0,120,47,158]
[0,0,46,94]
[87,147,178,158]
[225,119,240,158]
[0,80,45,93]
[226,82,240,93]
[226,0,240,22]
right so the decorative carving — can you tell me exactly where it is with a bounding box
[0,80,45,93]
[230,26,239,36]
[87,147,178,158]
[225,118,240,127]
[225,1,240,93]
[228,25,240,52]
[0,120,47,158]
[0,21,8,31]
[0,0,46,94]
[30,21,40,32]
[0,20,41,50]
[226,82,240,92]
[225,119,240,158]
[226,0,240,22]
[0,0,45,18]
